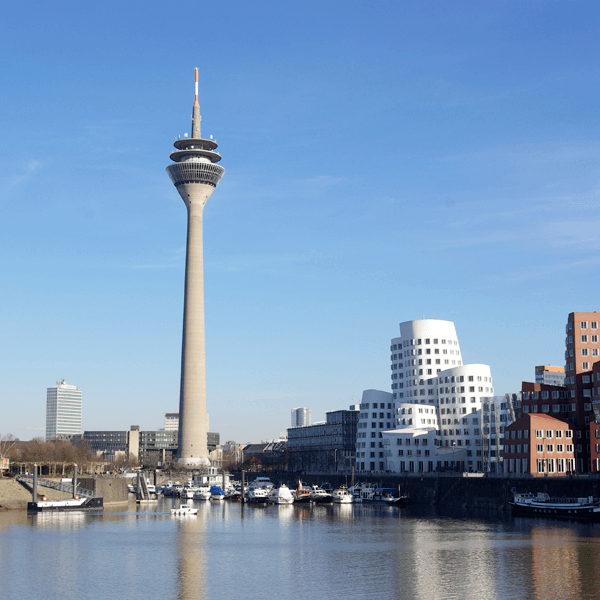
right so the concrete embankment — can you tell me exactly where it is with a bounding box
[0,478,71,510]
[0,476,129,510]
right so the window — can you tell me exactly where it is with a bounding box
[581,321,588,330]
[582,335,588,343]
[545,430,553,438]
[582,348,589,357]
[583,362,590,371]
[535,430,543,439]
[565,430,573,438]
[592,322,598,330]
[547,444,553,453]
[536,444,543,453]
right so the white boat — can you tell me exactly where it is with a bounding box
[247,486,269,504]
[249,476,274,490]
[332,488,353,504]
[310,486,333,504]
[193,488,211,501]
[268,485,295,505]
[210,485,226,501]
[171,504,198,516]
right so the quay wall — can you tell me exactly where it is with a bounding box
[79,477,128,505]
[245,471,600,511]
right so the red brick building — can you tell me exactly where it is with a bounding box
[565,312,599,472]
[589,361,600,472]
[504,414,575,476]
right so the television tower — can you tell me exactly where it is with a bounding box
[166,69,225,468]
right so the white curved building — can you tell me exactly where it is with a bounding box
[357,318,494,474]
[391,319,463,405]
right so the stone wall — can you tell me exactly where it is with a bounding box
[79,477,128,505]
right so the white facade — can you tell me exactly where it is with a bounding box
[436,363,492,472]
[164,413,179,431]
[291,407,311,428]
[391,319,463,404]
[46,379,82,439]
[355,389,394,472]
[383,403,439,473]
[356,319,495,474]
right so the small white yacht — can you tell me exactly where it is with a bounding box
[268,485,295,505]
[193,487,211,501]
[247,486,269,504]
[250,476,274,489]
[332,487,354,504]
[171,504,198,516]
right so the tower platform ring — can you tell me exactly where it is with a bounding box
[166,162,225,187]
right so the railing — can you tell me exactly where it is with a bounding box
[16,475,96,498]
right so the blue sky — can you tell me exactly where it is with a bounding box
[1,1,599,443]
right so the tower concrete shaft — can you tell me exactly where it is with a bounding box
[166,69,225,468]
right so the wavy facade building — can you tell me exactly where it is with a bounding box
[356,319,495,474]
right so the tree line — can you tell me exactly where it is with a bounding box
[1,434,97,476]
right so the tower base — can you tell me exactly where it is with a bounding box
[176,456,211,470]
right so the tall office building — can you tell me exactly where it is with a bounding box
[45,379,82,439]
[166,69,225,468]
[291,407,311,428]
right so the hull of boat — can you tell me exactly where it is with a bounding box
[510,501,600,521]
[28,497,103,512]
[247,497,269,504]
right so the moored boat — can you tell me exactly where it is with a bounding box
[332,487,353,504]
[193,487,211,501]
[293,481,312,504]
[310,486,333,504]
[510,492,600,521]
[27,496,104,512]
[246,486,269,504]
[210,485,226,501]
[268,485,295,505]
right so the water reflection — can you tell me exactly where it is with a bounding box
[2,498,600,599]
[175,511,206,600]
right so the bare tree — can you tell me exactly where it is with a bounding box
[0,434,18,477]
[0,433,18,457]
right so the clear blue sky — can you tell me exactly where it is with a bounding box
[2,1,599,443]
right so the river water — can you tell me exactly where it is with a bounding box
[1,497,600,600]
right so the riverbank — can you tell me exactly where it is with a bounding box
[241,471,600,510]
[0,478,71,510]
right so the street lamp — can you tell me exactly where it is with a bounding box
[334,449,338,473]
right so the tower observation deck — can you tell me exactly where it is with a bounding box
[166,69,225,468]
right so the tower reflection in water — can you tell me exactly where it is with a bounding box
[175,510,207,600]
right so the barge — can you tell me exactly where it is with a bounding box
[510,492,600,521]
